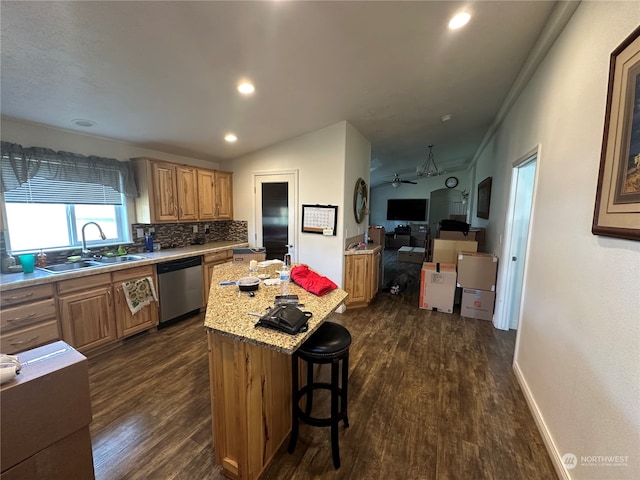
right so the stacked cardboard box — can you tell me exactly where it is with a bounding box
[457,252,498,320]
[419,262,457,313]
[397,246,425,264]
[439,228,486,251]
[432,239,477,266]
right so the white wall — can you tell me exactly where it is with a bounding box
[1,117,221,169]
[343,122,372,242]
[227,121,370,286]
[370,170,471,232]
[473,2,640,479]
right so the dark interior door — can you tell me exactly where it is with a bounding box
[261,182,289,260]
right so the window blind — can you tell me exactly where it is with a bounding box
[4,175,123,205]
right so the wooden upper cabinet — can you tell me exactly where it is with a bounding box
[132,157,232,223]
[215,171,233,220]
[198,169,217,220]
[176,166,198,221]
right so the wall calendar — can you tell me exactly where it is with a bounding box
[301,204,338,236]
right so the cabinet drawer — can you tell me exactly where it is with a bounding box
[0,298,57,331]
[0,320,59,354]
[204,250,230,264]
[57,273,111,295]
[1,284,55,308]
[112,265,156,282]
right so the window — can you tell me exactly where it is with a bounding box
[3,171,130,252]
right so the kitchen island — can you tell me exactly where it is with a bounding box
[204,262,348,480]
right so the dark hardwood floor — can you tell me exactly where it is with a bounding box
[89,250,557,480]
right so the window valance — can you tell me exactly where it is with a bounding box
[0,141,138,198]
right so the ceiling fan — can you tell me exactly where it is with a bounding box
[416,144,445,177]
[383,173,417,188]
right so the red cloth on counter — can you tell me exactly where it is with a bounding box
[290,265,337,296]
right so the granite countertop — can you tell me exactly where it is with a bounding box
[344,244,382,255]
[0,240,249,292]
[204,262,348,354]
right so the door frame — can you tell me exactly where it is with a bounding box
[494,146,539,337]
[253,170,299,263]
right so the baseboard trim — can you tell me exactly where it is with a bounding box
[513,360,571,480]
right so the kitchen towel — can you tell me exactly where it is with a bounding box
[122,276,158,315]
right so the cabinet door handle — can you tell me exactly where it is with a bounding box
[10,335,39,346]
[107,290,112,306]
[6,313,36,323]
[6,292,34,302]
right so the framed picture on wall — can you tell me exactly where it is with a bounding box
[477,177,492,219]
[592,26,640,241]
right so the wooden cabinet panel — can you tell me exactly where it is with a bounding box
[0,320,59,354]
[57,273,111,295]
[1,298,56,331]
[215,171,233,220]
[1,284,54,308]
[177,166,198,220]
[152,162,179,221]
[344,251,380,308]
[198,169,216,220]
[59,286,116,353]
[203,249,232,306]
[112,266,159,338]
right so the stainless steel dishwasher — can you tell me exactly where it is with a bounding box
[156,256,203,327]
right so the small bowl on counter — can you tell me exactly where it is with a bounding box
[237,277,260,292]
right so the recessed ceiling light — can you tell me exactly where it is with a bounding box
[441,114,452,122]
[72,119,96,127]
[237,82,255,95]
[225,133,237,143]
[449,12,471,30]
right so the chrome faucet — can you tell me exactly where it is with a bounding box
[81,222,107,256]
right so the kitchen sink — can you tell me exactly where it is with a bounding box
[38,260,101,273]
[92,255,146,264]
[38,255,146,274]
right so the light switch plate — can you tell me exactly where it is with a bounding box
[136,228,144,238]
[193,225,198,233]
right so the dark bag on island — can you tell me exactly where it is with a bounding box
[439,219,470,234]
[255,305,312,335]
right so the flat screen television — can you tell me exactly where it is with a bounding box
[386,198,427,221]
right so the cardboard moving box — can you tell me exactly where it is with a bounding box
[0,341,95,479]
[461,288,496,321]
[457,252,498,291]
[397,246,425,264]
[419,262,457,313]
[432,239,477,266]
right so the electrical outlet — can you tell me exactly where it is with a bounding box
[193,225,198,233]
[204,224,210,233]
[149,227,155,233]
[136,228,144,238]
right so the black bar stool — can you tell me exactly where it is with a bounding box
[288,321,351,469]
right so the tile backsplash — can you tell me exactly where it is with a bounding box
[130,220,247,251]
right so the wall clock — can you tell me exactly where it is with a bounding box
[445,176,459,189]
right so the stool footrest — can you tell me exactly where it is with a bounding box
[294,383,348,427]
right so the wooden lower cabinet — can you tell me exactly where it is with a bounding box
[59,284,116,353]
[208,331,291,480]
[203,249,233,306]
[0,284,59,354]
[58,267,158,353]
[112,266,159,338]
[343,249,381,308]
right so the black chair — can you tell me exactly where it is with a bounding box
[288,321,351,469]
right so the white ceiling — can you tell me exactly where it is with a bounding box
[1,1,561,186]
